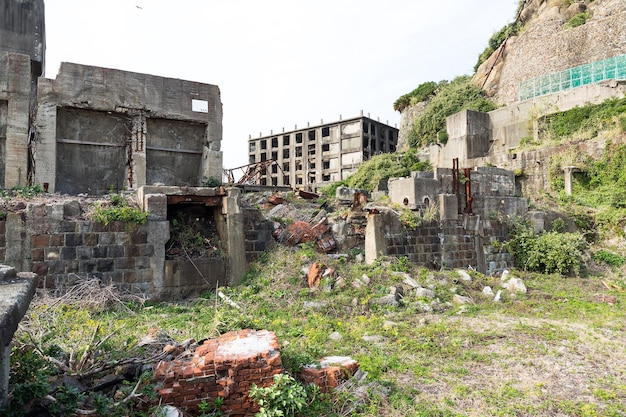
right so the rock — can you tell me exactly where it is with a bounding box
[361,335,384,343]
[354,253,365,263]
[414,288,435,299]
[63,200,82,217]
[352,274,370,288]
[383,320,398,329]
[268,192,284,205]
[389,285,404,297]
[304,301,325,310]
[500,269,510,282]
[564,2,587,21]
[334,276,346,289]
[267,203,290,219]
[452,294,472,305]
[329,331,342,341]
[482,286,494,297]
[411,301,433,313]
[456,269,472,282]
[391,271,420,289]
[369,294,400,307]
[502,277,527,294]
[493,290,502,303]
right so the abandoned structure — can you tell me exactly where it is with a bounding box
[1,0,222,193]
[247,114,398,190]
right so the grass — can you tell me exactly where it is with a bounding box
[10,245,626,416]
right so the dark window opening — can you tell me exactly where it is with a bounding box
[322,127,330,137]
[371,141,377,152]
[389,144,396,152]
[260,178,267,186]
[322,174,331,181]
[308,144,316,155]
[296,176,303,185]
[310,162,316,169]
[371,125,376,135]
[322,143,330,152]
[283,149,290,158]
[295,161,303,171]
[309,175,316,183]
[272,177,278,186]
[308,130,316,140]
[271,151,278,160]
[249,143,256,152]
[296,133,303,143]
[363,138,369,148]
[283,135,290,146]
[261,168,267,175]
[249,155,256,164]
[260,139,267,150]
[322,160,330,170]
[283,176,290,185]
[363,123,369,134]
[271,165,278,174]
[283,162,290,172]
[261,153,267,162]
[271,137,278,148]
[296,147,302,157]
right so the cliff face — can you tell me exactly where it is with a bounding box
[474,0,626,105]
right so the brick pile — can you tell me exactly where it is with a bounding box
[153,329,282,416]
[299,356,359,393]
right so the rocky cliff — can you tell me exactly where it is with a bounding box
[474,0,626,105]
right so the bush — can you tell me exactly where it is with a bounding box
[506,223,587,275]
[565,12,590,28]
[474,21,522,72]
[592,249,625,267]
[408,76,497,148]
[393,81,438,112]
[92,193,148,226]
[249,374,307,417]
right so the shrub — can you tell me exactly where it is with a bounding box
[92,193,148,226]
[408,76,497,148]
[506,223,587,275]
[474,21,522,72]
[393,81,438,112]
[249,374,307,417]
[565,12,590,28]
[592,249,625,267]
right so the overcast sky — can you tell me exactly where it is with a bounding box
[43,0,518,169]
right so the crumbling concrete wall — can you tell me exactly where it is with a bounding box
[0,0,45,74]
[34,62,223,195]
[153,329,282,416]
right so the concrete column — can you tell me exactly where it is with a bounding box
[33,101,58,191]
[439,194,459,220]
[562,166,579,195]
[128,114,147,190]
[222,188,246,285]
[365,212,385,265]
[4,212,27,272]
[147,220,170,300]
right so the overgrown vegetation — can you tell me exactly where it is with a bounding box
[407,76,497,148]
[8,244,626,416]
[0,183,46,199]
[318,148,431,194]
[474,20,522,72]
[393,81,438,113]
[565,12,590,28]
[91,192,148,226]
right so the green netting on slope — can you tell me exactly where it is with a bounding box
[519,54,626,101]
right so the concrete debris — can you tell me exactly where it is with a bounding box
[268,192,284,205]
[456,269,472,282]
[414,287,435,299]
[502,277,527,294]
[482,286,494,297]
[452,294,473,305]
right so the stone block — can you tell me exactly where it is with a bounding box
[144,193,167,221]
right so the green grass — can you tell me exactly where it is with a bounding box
[9,246,626,416]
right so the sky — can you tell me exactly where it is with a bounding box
[43,0,518,169]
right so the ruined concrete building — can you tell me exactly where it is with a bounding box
[1,0,223,194]
[247,115,398,190]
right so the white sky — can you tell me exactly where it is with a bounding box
[43,0,518,169]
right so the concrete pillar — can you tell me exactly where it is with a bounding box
[439,194,459,220]
[562,166,579,195]
[128,114,147,190]
[147,220,170,300]
[365,212,385,265]
[222,188,246,285]
[33,100,58,191]
[4,213,27,272]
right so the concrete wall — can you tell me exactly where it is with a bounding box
[0,0,45,75]
[34,62,223,194]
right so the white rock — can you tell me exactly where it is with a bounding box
[482,286,494,296]
[503,277,527,294]
[500,269,510,282]
[452,294,472,305]
[456,269,472,282]
[414,288,435,299]
[493,290,502,302]
[329,331,342,341]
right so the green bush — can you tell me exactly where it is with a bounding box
[92,193,148,226]
[592,249,625,267]
[341,150,431,192]
[565,12,590,28]
[506,223,587,275]
[393,81,438,112]
[408,76,497,148]
[474,21,522,72]
[249,374,307,417]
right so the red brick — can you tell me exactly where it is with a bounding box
[32,234,49,248]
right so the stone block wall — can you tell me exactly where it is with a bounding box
[482,219,513,276]
[30,221,154,294]
[153,329,282,416]
[243,208,276,264]
[384,219,440,267]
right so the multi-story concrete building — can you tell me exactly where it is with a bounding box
[247,114,398,190]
